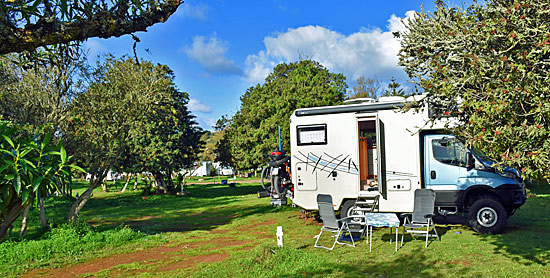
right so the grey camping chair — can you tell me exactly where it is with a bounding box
[314,194,357,250]
[401,189,440,248]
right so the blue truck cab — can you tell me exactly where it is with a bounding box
[423,134,527,234]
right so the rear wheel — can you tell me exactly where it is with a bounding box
[260,166,272,192]
[468,197,507,234]
[341,200,361,217]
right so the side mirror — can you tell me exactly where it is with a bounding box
[466,152,475,170]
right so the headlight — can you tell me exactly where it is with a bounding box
[499,171,517,179]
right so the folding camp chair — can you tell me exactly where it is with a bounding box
[314,194,358,250]
[401,189,440,248]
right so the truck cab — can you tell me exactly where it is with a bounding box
[424,134,526,234]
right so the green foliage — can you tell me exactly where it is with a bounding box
[0,121,78,219]
[68,55,202,196]
[0,45,86,133]
[123,71,203,176]
[399,0,550,181]
[228,60,347,170]
[213,115,234,168]
[0,121,82,239]
[382,77,407,97]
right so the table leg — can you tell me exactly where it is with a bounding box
[369,225,372,252]
[395,227,398,252]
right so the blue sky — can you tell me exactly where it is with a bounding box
[83,0,461,130]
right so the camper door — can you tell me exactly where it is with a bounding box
[376,115,387,199]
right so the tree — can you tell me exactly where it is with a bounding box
[0,0,182,54]
[227,60,347,170]
[346,75,383,100]
[0,44,86,135]
[124,84,203,193]
[398,0,550,181]
[213,115,233,168]
[0,44,87,231]
[66,56,194,219]
[382,77,407,97]
[0,122,79,239]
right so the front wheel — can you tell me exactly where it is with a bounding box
[468,197,507,234]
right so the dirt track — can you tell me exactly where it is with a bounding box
[22,220,277,277]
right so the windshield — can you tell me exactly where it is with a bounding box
[467,144,493,162]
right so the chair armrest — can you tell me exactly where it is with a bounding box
[339,216,356,223]
[424,214,435,219]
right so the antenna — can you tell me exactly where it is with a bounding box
[278,125,282,151]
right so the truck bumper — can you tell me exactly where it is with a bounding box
[495,184,526,210]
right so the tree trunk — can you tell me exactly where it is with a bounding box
[67,170,107,221]
[121,174,131,192]
[39,196,49,230]
[165,167,175,193]
[20,205,30,237]
[0,201,26,239]
[133,176,138,190]
[152,170,166,193]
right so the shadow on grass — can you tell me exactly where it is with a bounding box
[315,253,469,278]
[78,182,272,234]
[476,184,550,266]
[398,225,451,248]
[6,182,268,240]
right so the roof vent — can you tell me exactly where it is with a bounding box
[377,96,406,102]
[343,97,376,104]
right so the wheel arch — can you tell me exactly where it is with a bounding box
[463,185,502,209]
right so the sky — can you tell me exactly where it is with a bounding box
[83,0,464,130]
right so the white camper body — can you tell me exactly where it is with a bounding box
[289,96,526,234]
[289,96,446,214]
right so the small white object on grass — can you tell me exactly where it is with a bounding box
[276,226,284,247]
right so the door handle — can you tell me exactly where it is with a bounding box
[430,170,436,179]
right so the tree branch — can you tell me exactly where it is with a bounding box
[0,0,183,55]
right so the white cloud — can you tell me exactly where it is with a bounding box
[244,51,275,84]
[177,3,209,20]
[83,38,107,59]
[188,98,212,113]
[244,11,416,85]
[184,34,243,75]
[194,117,217,131]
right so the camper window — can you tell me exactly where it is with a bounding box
[297,124,327,145]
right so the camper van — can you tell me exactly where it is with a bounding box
[289,96,526,234]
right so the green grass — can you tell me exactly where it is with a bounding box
[1,181,549,277]
[184,175,259,183]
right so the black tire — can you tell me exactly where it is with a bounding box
[260,166,271,192]
[272,175,283,195]
[468,197,507,234]
[340,200,357,218]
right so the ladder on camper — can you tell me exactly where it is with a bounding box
[351,195,380,214]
